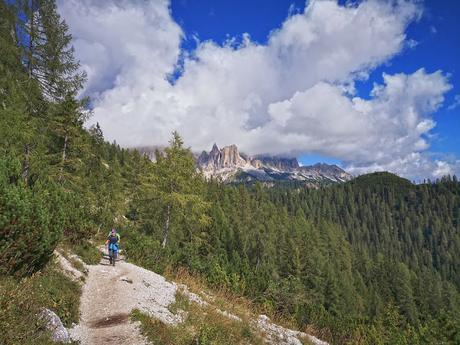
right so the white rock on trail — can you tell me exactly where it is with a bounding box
[40,308,71,344]
[54,251,84,282]
[256,314,329,345]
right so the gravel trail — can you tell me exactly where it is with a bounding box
[69,249,180,345]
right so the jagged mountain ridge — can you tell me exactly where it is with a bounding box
[197,144,352,183]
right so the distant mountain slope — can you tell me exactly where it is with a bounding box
[197,144,352,184]
[350,171,412,188]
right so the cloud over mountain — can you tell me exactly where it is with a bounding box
[58,0,458,179]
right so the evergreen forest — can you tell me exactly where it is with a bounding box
[1,1,459,344]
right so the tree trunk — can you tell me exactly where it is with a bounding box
[162,204,171,248]
[58,133,67,183]
[22,144,30,184]
[28,0,35,79]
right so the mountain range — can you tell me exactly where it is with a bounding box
[197,144,352,184]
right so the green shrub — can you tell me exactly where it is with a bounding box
[61,192,95,243]
[124,228,167,273]
[0,156,66,276]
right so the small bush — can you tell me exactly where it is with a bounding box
[0,156,66,277]
[74,241,101,265]
[124,228,167,273]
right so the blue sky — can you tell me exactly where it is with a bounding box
[60,0,460,178]
[170,0,460,168]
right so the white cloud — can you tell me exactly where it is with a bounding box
[58,0,458,178]
[58,0,182,96]
[448,94,460,111]
[266,69,449,158]
[346,153,460,181]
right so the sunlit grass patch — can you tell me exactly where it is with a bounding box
[165,266,256,320]
[59,240,101,266]
[132,299,265,345]
[168,290,190,315]
[300,338,316,345]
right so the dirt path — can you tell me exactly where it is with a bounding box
[69,249,181,345]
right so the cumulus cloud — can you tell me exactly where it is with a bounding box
[58,0,182,97]
[58,0,458,178]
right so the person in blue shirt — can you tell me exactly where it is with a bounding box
[106,228,120,266]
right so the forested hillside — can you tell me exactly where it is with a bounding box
[1,1,460,344]
[126,173,460,344]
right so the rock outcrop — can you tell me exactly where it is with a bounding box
[256,156,300,171]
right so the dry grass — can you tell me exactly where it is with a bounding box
[132,270,267,344]
[164,266,259,320]
[57,245,88,276]
[167,290,190,315]
[164,266,313,332]
[132,300,265,345]
[162,266,328,345]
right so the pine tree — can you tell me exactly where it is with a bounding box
[140,132,210,248]
[18,0,86,101]
[47,94,90,184]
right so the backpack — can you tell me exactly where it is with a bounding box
[108,234,119,244]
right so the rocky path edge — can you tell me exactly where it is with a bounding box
[55,247,328,345]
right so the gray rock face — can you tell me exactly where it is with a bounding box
[40,308,71,343]
[198,143,246,170]
[197,144,352,184]
[256,156,300,171]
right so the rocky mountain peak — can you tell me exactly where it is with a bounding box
[256,156,300,171]
[197,144,352,184]
[220,144,245,167]
[210,143,220,155]
[198,144,246,171]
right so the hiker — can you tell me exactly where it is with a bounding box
[106,228,120,266]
